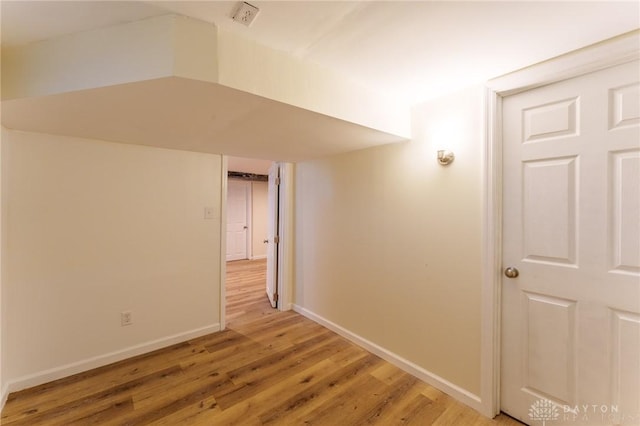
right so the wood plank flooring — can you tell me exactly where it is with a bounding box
[1,259,524,425]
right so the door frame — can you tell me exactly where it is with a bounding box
[219,156,228,331]
[219,159,294,331]
[481,30,639,417]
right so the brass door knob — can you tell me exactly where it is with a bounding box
[504,267,519,278]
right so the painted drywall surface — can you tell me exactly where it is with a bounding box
[171,16,218,83]
[251,181,268,259]
[216,28,411,139]
[1,14,218,101]
[3,15,410,146]
[1,15,176,101]
[2,129,222,383]
[294,86,484,395]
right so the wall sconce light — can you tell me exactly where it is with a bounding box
[437,150,455,166]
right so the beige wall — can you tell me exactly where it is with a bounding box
[251,181,268,259]
[1,15,219,102]
[1,129,222,389]
[216,28,411,138]
[294,86,484,395]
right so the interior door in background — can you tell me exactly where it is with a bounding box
[226,179,249,261]
[265,163,280,308]
[501,60,640,425]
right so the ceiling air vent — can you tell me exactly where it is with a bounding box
[232,2,260,27]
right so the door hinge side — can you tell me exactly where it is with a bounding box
[275,176,281,186]
[273,293,278,303]
[274,235,280,244]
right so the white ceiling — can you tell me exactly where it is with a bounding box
[1,1,639,168]
[3,1,639,104]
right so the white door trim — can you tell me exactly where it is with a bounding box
[481,29,640,418]
[246,181,253,260]
[219,156,228,331]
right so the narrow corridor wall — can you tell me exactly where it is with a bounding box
[294,86,485,397]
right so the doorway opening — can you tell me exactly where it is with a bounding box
[223,157,289,328]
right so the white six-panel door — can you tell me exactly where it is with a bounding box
[501,60,640,425]
[226,180,249,261]
[265,163,279,308]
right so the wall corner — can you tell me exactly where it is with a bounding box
[172,16,219,84]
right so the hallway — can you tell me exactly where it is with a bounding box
[223,259,524,425]
[1,259,523,425]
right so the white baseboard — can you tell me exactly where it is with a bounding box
[292,304,484,414]
[1,382,9,412]
[4,323,220,396]
[251,255,267,260]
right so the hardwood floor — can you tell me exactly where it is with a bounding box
[1,259,524,425]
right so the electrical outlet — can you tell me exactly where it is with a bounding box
[121,311,133,326]
[232,2,259,27]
